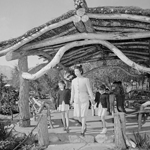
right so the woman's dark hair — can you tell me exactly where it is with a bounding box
[99,84,106,90]
[74,65,83,75]
[58,80,66,89]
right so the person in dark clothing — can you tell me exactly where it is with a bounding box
[98,84,109,134]
[57,80,71,133]
[118,81,126,113]
[113,81,126,113]
[94,88,101,108]
[105,88,111,115]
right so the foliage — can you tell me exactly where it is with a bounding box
[82,60,143,90]
[0,85,19,115]
[0,122,7,140]
[133,132,150,150]
[0,122,16,150]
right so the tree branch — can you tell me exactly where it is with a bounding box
[19,32,150,52]
[22,39,150,80]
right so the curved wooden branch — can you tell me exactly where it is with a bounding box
[87,13,150,23]
[22,39,150,80]
[5,49,55,61]
[84,65,140,77]
[20,32,150,51]
[0,17,74,56]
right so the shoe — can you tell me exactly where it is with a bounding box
[100,128,107,134]
[48,125,54,129]
[81,125,87,136]
[63,127,67,131]
[66,128,69,133]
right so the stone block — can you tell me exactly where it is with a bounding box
[49,133,60,143]
[69,135,94,143]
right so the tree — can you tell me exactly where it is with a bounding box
[0,74,7,111]
[10,66,20,90]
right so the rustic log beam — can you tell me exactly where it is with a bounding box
[84,65,140,77]
[0,16,74,56]
[81,15,95,32]
[49,26,76,40]
[94,26,147,32]
[87,13,150,23]
[125,53,149,60]
[6,50,53,61]
[114,41,149,46]
[20,32,150,51]
[22,39,150,80]
[73,0,94,33]
[116,45,148,50]
[92,20,150,30]
[73,15,86,32]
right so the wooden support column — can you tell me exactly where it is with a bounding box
[18,56,30,127]
[138,105,144,131]
[114,112,127,149]
[38,113,49,147]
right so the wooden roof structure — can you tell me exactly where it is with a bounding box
[0,0,150,80]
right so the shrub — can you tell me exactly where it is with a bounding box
[133,132,150,150]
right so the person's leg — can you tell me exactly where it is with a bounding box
[81,117,86,134]
[61,111,66,130]
[100,108,107,133]
[80,102,89,136]
[122,96,126,113]
[65,110,69,132]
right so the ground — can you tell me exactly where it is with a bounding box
[1,108,150,150]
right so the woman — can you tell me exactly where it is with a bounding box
[57,80,71,133]
[70,65,95,136]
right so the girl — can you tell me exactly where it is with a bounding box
[57,80,71,133]
[70,65,95,136]
[98,84,109,134]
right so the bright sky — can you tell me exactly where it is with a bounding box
[0,0,150,68]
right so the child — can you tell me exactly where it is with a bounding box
[98,84,109,134]
[57,80,71,133]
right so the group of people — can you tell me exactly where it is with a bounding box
[38,65,126,136]
[94,81,126,133]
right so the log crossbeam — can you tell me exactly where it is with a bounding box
[22,39,150,80]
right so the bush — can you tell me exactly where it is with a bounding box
[133,132,150,150]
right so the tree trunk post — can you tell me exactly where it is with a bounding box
[114,112,126,149]
[18,56,30,127]
[138,105,144,131]
[38,113,49,147]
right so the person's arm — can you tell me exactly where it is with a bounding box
[85,78,95,104]
[70,80,74,104]
[56,92,60,108]
[65,89,71,105]
[106,94,109,110]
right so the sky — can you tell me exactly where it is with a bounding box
[0,0,150,68]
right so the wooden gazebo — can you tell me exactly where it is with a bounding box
[0,0,150,126]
